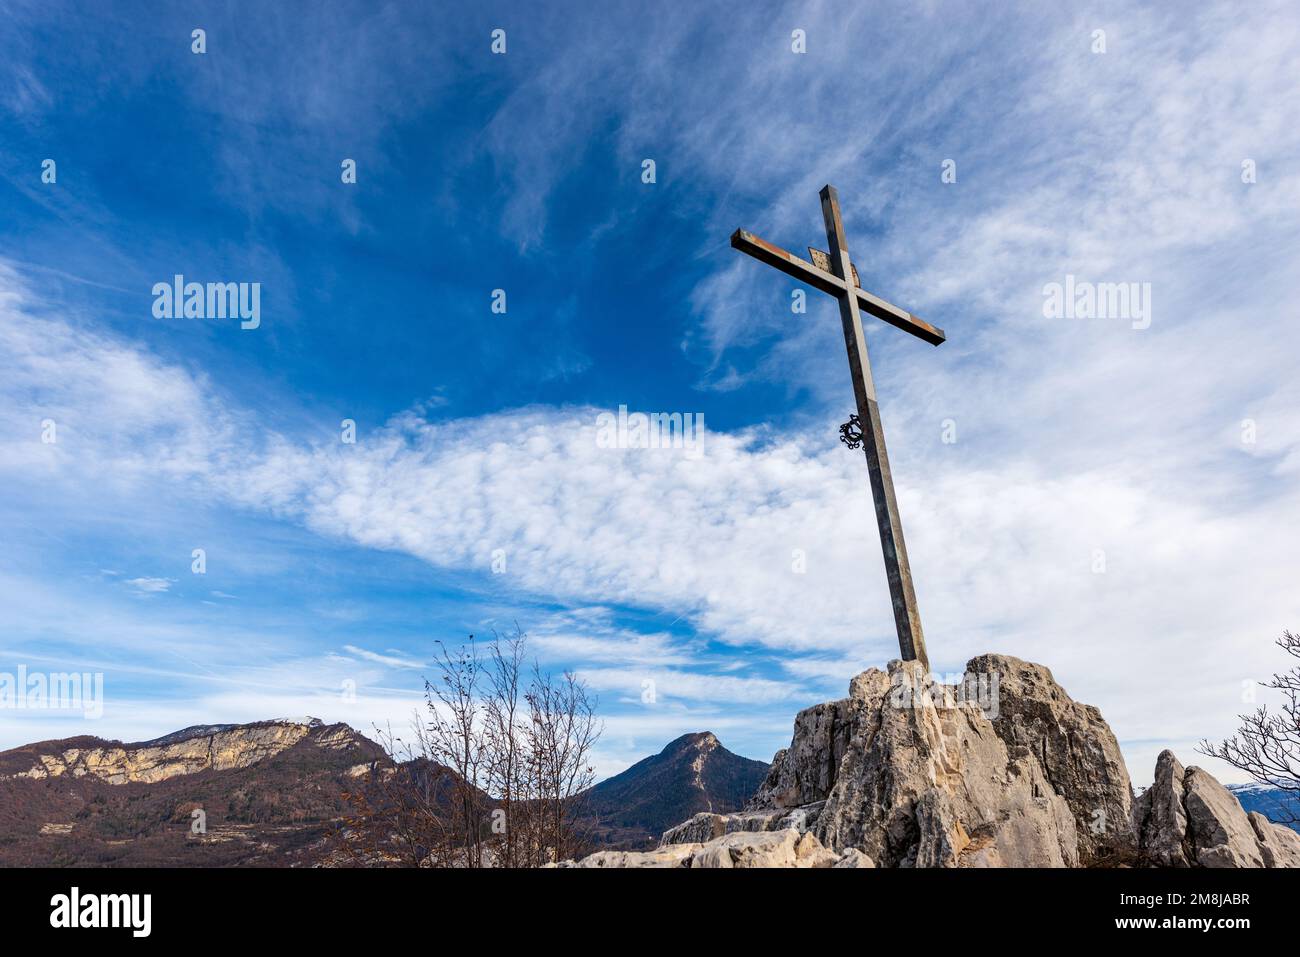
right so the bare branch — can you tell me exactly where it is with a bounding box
[1196,631,1300,824]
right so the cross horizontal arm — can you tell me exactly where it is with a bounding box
[730,228,946,346]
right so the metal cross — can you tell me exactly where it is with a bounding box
[731,185,944,671]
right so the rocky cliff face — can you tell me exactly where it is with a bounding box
[4,719,365,785]
[738,656,1132,867]
[630,655,1300,869]
[1134,750,1300,868]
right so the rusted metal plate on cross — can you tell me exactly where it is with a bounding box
[808,247,860,287]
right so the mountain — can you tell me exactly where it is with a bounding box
[1228,783,1300,833]
[558,657,1300,869]
[0,720,767,863]
[580,732,769,848]
[0,718,387,866]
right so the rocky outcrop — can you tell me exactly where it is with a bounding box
[559,827,861,868]
[1134,749,1300,868]
[658,805,822,846]
[746,655,1133,867]
[563,843,700,868]
[580,655,1300,869]
[6,719,366,785]
[966,654,1133,861]
[1131,750,1190,865]
[1250,812,1300,868]
[834,847,876,868]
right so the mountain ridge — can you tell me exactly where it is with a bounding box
[1228,782,1300,833]
[0,718,384,866]
[579,731,769,848]
[0,718,372,785]
[0,719,765,863]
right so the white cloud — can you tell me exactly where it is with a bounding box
[577,666,803,707]
[124,577,176,595]
[4,2,1300,787]
[4,272,1300,783]
[529,621,702,670]
[341,645,427,670]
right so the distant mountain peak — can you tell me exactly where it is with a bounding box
[136,724,241,748]
[667,731,720,752]
[582,732,768,848]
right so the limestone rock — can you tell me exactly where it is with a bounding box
[688,828,839,868]
[692,829,804,868]
[833,847,876,868]
[1132,750,1191,866]
[1184,767,1267,867]
[966,654,1134,860]
[658,805,821,846]
[1133,749,1299,868]
[748,655,1131,867]
[1249,812,1300,868]
[794,830,839,868]
[561,843,699,868]
[660,812,728,845]
[747,694,861,810]
[564,827,842,868]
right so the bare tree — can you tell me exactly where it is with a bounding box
[339,628,601,866]
[421,638,490,867]
[339,723,466,867]
[525,664,600,863]
[1199,630,1300,823]
[483,631,531,867]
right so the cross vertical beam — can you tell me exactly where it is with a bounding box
[731,186,938,670]
[818,185,929,670]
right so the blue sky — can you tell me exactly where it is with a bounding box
[2,0,1299,784]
